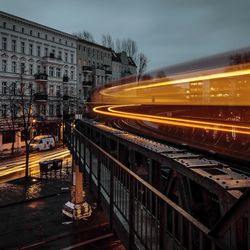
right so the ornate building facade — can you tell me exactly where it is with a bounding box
[0,11,137,152]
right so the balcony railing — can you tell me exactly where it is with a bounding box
[63,76,69,82]
[63,95,70,101]
[82,81,93,86]
[42,53,62,61]
[63,122,222,250]
[33,92,48,101]
[82,66,93,72]
[34,73,48,81]
[105,70,112,75]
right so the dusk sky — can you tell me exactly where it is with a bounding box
[1,0,250,71]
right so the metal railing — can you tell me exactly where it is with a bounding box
[64,122,221,250]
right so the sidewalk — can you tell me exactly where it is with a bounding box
[0,167,125,249]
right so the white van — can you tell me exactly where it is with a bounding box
[30,135,55,151]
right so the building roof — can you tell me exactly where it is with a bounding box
[0,11,76,40]
[111,51,136,68]
[77,38,112,52]
[112,51,122,63]
[128,57,137,67]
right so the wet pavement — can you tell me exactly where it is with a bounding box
[0,167,125,249]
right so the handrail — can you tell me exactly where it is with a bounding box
[66,122,210,234]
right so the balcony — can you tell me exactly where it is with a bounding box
[63,95,70,100]
[82,81,93,86]
[42,53,63,63]
[105,70,112,75]
[34,73,48,81]
[33,92,48,102]
[63,76,69,82]
[82,66,93,73]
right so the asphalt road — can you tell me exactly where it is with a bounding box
[0,147,71,183]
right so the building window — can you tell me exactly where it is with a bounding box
[11,61,17,73]
[56,104,61,116]
[29,64,33,75]
[36,105,41,115]
[2,60,7,72]
[56,68,61,78]
[44,47,48,57]
[58,51,62,60]
[64,69,68,76]
[65,52,68,62]
[21,27,24,33]
[3,22,6,28]
[30,30,33,35]
[11,82,17,95]
[49,67,54,77]
[37,32,40,38]
[64,87,68,95]
[2,131,15,144]
[2,37,7,50]
[52,37,54,42]
[13,25,16,31]
[71,54,74,64]
[49,85,54,96]
[12,40,16,52]
[21,63,25,74]
[29,44,33,55]
[65,40,67,45]
[21,41,25,53]
[11,104,18,117]
[37,46,41,57]
[56,86,61,96]
[45,34,48,40]
[59,38,61,44]
[37,65,41,73]
[49,104,54,116]
[41,105,46,115]
[1,104,7,118]
[51,49,55,58]
[70,70,74,80]
[70,87,74,96]
[2,82,7,95]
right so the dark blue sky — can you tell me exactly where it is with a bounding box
[1,0,250,71]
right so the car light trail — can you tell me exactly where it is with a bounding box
[93,105,250,135]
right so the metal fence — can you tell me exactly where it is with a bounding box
[64,122,221,250]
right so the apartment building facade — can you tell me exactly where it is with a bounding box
[0,11,137,152]
[77,39,112,109]
[112,51,137,81]
[0,11,77,151]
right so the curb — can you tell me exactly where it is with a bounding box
[0,189,70,209]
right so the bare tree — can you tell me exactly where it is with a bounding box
[115,38,122,52]
[137,53,148,82]
[73,31,95,42]
[19,74,35,179]
[121,38,138,61]
[101,34,114,49]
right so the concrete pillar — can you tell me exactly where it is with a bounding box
[72,159,84,204]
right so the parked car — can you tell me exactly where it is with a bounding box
[30,135,55,151]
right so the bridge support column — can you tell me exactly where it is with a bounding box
[62,150,92,220]
[72,159,84,204]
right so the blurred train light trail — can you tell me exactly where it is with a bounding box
[93,105,250,135]
[93,63,250,106]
